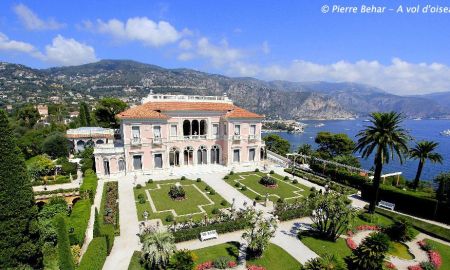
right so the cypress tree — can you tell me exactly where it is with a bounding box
[81,102,92,126]
[78,103,88,127]
[0,110,42,268]
[93,207,101,237]
[55,215,75,270]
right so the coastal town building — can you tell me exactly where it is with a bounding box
[66,127,115,152]
[89,93,266,178]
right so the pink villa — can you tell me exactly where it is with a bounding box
[93,93,266,178]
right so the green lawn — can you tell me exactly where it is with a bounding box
[128,251,144,270]
[226,172,310,203]
[246,243,302,270]
[134,179,228,224]
[299,234,352,258]
[192,241,240,266]
[351,212,394,229]
[425,239,450,270]
[388,242,414,260]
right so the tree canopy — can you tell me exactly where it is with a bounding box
[315,132,355,159]
[262,134,291,156]
[0,110,42,269]
[16,105,40,128]
[42,132,70,159]
[95,98,127,128]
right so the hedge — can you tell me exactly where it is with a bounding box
[67,199,91,245]
[55,215,75,270]
[34,187,79,196]
[374,207,450,242]
[77,237,107,270]
[100,223,115,254]
[172,218,250,243]
[80,169,98,203]
[275,206,311,221]
[361,183,450,223]
[285,168,357,195]
[310,163,368,189]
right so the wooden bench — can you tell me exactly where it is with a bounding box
[378,200,395,210]
[200,230,218,241]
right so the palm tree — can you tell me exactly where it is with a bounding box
[140,229,176,269]
[354,112,410,213]
[410,141,443,189]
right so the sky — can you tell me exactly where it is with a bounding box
[1,0,450,95]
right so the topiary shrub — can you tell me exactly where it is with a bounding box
[205,186,211,191]
[213,256,231,269]
[166,214,174,222]
[168,185,186,200]
[212,208,220,215]
[147,179,153,184]
[196,178,202,182]
[284,176,290,181]
[269,170,275,174]
[223,175,229,180]
[255,168,260,172]
[259,176,277,187]
[181,176,186,180]
[234,182,241,188]
[241,186,247,191]
[277,198,284,203]
[55,214,75,270]
[229,171,234,175]
[221,200,228,206]
[310,186,317,192]
[255,195,261,201]
[136,184,142,189]
[209,189,216,195]
[292,179,298,184]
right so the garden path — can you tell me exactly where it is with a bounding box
[102,175,141,270]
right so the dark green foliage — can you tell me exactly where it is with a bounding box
[358,212,378,224]
[55,215,75,270]
[346,232,390,270]
[166,214,174,223]
[384,218,414,242]
[420,261,436,270]
[255,195,262,201]
[209,189,216,195]
[172,218,250,242]
[147,179,154,184]
[38,198,68,245]
[181,176,186,180]
[168,250,195,270]
[79,147,95,174]
[80,168,97,202]
[284,176,289,181]
[255,168,259,172]
[211,208,220,215]
[409,141,443,190]
[136,184,142,189]
[57,157,78,176]
[241,186,247,191]
[304,254,346,270]
[262,134,291,156]
[78,102,92,127]
[42,132,70,159]
[94,208,101,238]
[234,182,241,187]
[94,98,127,128]
[292,179,298,184]
[67,199,91,245]
[77,237,107,270]
[17,105,40,128]
[274,205,310,221]
[221,200,228,206]
[259,176,277,186]
[269,170,275,174]
[196,178,202,182]
[169,185,186,199]
[315,131,355,159]
[229,171,234,175]
[277,198,284,203]
[0,110,42,269]
[213,256,231,269]
[223,175,229,180]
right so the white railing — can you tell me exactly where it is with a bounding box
[233,135,241,141]
[130,138,141,145]
[248,135,257,141]
[152,138,162,145]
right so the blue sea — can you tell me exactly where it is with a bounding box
[268,119,450,182]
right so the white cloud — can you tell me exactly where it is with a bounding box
[178,39,192,50]
[0,32,43,58]
[13,4,65,30]
[196,38,243,67]
[177,52,194,61]
[45,35,97,66]
[227,58,450,95]
[96,17,183,47]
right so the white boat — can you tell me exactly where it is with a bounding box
[314,123,325,127]
[413,117,422,121]
[440,129,450,136]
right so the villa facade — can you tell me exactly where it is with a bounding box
[93,93,266,178]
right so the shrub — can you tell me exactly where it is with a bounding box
[196,178,202,182]
[169,185,186,200]
[255,195,262,201]
[166,214,174,223]
[241,186,247,191]
[93,208,101,238]
[269,170,275,174]
[292,179,298,184]
[255,168,259,172]
[147,179,153,184]
[259,176,277,187]
[358,212,379,223]
[55,215,75,270]
[77,237,107,270]
[310,186,317,192]
[205,186,211,191]
[275,206,310,221]
[223,175,229,180]
[139,197,146,204]
[284,176,289,181]
[221,200,228,206]
[136,184,142,189]
[229,171,234,175]
[277,198,284,203]
[213,256,231,269]
[181,176,186,180]
[168,249,195,270]
[209,189,216,195]
[212,208,220,215]
[235,182,241,188]
[67,199,91,245]
[99,224,115,254]
[385,217,415,242]
[419,261,435,270]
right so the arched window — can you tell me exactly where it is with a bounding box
[260,147,266,160]
[192,120,199,136]
[197,145,207,165]
[96,139,104,145]
[118,159,125,171]
[200,120,207,135]
[211,145,220,164]
[76,140,85,152]
[103,159,110,175]
[183,120,191,136]
[169,147,180,166]
[183,146,194,165]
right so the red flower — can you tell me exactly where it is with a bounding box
[247,265,266,270]
[346,238,357,250]
[428,250,442,269]
[347,230,354,236]
[228,261,237,268]
[356,224,379,231]
[408,265,423,270]
[196,261,213,270]
[385,262,397,269]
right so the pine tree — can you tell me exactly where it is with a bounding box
[0,110,42,268]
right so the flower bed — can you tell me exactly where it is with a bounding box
[346,238,357,250]
[408,265,423,270]
[103,182,118,225]
[247,265,266,270]
[385,262,398,269]
[195,259,238,270]
[346,224,379,250]
[417,240,442,269]
[259,176,278,188]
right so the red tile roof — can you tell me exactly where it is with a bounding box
[117,102,263,120]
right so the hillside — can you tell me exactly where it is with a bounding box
[1,60,449,119]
